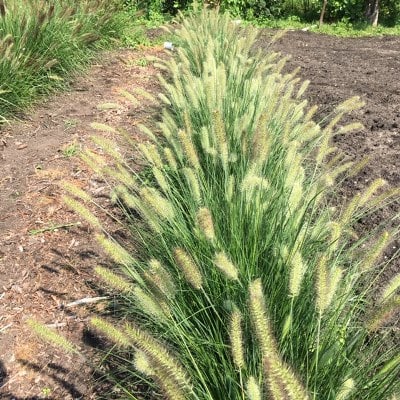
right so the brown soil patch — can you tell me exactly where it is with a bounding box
[0,29,399,399]
[0,46,165,399]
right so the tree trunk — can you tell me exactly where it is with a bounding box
[319,0,328,26]
[366,0,379,26]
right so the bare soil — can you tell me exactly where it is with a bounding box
[0,30,399,399]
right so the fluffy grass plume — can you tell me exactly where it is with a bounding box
[173,247,203,289]
[213,251,239,281]
[380,273,400,303]
[196,207,215,242]
[246,376,262,400]
[95,266,133,293]
[124,323,192,395]
[144,259,176,299]
[90,317,131,347]
[229,307,245,369]
[28,319,77,354]
[62,195,101,229]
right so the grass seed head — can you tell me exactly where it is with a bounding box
[133,286,169,322]
[178,129,200,170]
[196,207,215,242]
[340,193,361,227]
[288,180,304,211]
[252,112,271,163]
[90,317,131,347]
[229,307,245,369]
[94,266,133,293]
[183,168,202,203]
[226,174,235,202]
[246,376,262,400]
[153,167,170,193]
[288,250,306,298]
[380,273,400,304]
[140,187,175,221]
[249,279,275,356]
[95,234,135,266]
[91,135,123,163]
[214,251,239,281]
[80,149,105,174]
[212,110,229,168]
[145,259,176,299]
[164,147,178,171]
[263,356,290,400]
[117,188,162,233]
[124,323,191,394]
[134,350,154,376]
[173,247,203,289]
[361,231,390,272]
[139,143,163,169]
[63,195,101,230]
[325,267,343,312]
[28,320,77,354]
[337,378,355,400]
[102,165,136,188]
[336,96,365,113]
[359,178,386,207]
[316,255,329,314]
[367,296,400,332]
[241,173,270,195]
[90,122,117,134]
[61,180,92,202]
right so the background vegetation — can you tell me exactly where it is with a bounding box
[122,0,400,26]
[0,0,131,121]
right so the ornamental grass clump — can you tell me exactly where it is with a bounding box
[0,0,122,120]
[32,6,399,400]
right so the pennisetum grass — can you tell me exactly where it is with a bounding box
[0,0,125,121]
[31,6,399,400]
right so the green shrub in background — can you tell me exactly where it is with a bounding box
[0,0,125,121]
[32,7,400,400]
[121,0,194,18]
[122,0,400,25]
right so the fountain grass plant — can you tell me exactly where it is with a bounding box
[31,6,399,400]
[0,0,125,121]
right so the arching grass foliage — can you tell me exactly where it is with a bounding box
[0,0,125,121]
[32,7,399,400]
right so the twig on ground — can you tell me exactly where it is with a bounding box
[0,323,13,333]
[29,222,81,235]
[64,296,108,308]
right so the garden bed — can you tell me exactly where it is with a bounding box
[0,26,399,399]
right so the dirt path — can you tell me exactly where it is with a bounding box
[0,46,164,399]
[0,30,399,399]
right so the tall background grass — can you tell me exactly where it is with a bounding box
[0,0,128,121]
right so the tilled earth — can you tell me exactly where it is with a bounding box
[0,29,399,398]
